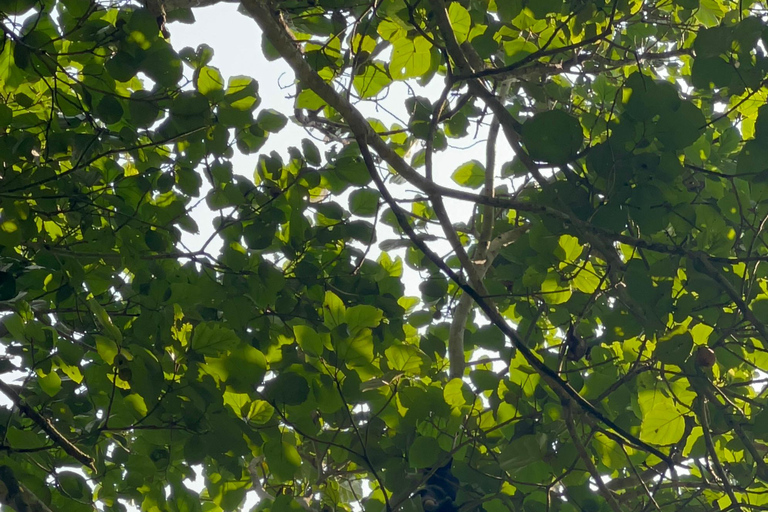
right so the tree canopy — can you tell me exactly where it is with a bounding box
[2,0,768,511]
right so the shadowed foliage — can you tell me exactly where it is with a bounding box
[2,0,768,511]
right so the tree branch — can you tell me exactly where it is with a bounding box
[0,381,96,472]
[564,405,623,512]
[448,84,513,379]
[696,392,741,511]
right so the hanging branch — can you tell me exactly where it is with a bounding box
[0,381,96,472]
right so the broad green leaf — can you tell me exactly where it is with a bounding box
[390,35,431,79]
[409,436,441,468]
[191,323,240,356]
[264,440,302,482]
[95,335,119,365]
[572,262,601,294]
[294,324,324,356]
[541,273,571,304]
[451,160,486,189]
[737,140,768,173]
[558,234,582,261]
[196,65,225,97]
[656,101,706,150]
[385,343,428,374]
[37,369,61,397]
[349,188,380,217]
[443,378,468,408]
[58,472,89,500]
[95,95,123,125]
[223,344,267,392]
[656,330,693,366]
[336,328,374,367]
[353,62,391,98]
[345,304,384,334]
[248,400,275,424]
[257,108,288,132]
[323,291,346,328]
[448,3,471,43]
[521,110,583,165]
[267,372,310,406]
[639,390,686,445]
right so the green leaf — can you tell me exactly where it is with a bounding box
[409,436,441,468]
[521,110,583,165]
[385,343,428,374]
[294,324,324,356]
[58,472,89,500]
[353,62,391,98]
[443,378,469,408]
[264,440,302,482]
[336,329,374,367]
[196,65,225,98]
[639,390,686,445]
[267,372,309,406]
[248,400,275,424]
[540,273,571,304]
[0,103,12,128]
[170,91,210,130]
[191,323,240,356]
[345,304,383,335]
[95,95,123,125]
[129,91,161,128]
[223,344,267,392]
[323,291,346,328]
[390,36,432,79]
[737,140,768,173]
[500,435,542,470]
[349,188,380,217]
[656,330,693,366]
[656,101,706,150]
[95,335,119,365]
[142,44,183,88]
[691,56,736,89]
[38,369,61,397]
[144,230,167,252]
[694,26,732,57]
[448,3,471,43]
[451,160,486,189]
[257,109,288,132]
[6,427,46,449]
[528,0,563,18]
